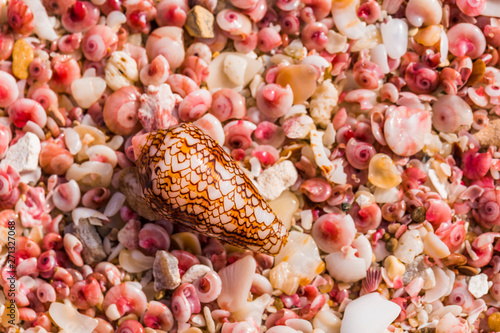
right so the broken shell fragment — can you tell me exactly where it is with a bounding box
[135,123,288,255]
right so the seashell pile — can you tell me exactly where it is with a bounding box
[2,0,500,332]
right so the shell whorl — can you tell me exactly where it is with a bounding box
[135,123,288,255]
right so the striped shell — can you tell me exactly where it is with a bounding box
[135,123,288,255]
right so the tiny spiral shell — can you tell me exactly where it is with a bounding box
[135,123,288,255]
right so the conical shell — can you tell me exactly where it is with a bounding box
[135,123,288,255]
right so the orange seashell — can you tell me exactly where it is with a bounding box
[135,123,288,255]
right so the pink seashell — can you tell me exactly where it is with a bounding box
[435,220,466,253]
[448,23,486,59]
[300,177,332,203]
[348,202,382,233]
[61,1,100,33]
[103,282,148,320]
[172,283,201,323]
[143,301,174,331]
[311,213,356,253]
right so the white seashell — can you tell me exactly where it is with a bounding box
[223,54,247,86]
[325,30,348,54]
[405,0,443,27]
[340,293,400,333]
[424,266,451,303]
[311,130,346,184]
[373,186,399,203]
[283,115,315,139]
[274,231,325,285]
[105,51,139,91]
[331,0,367,40]
[207,52,263,92]
[232,294,271,327]
[181,264,212,284]
[64,128,83,155]
[423,232,451,259]
[193,114,225,144]
[106,11,127,31]
[393,229,424,264]
[119,249,155,273]
[439,27,449,65]
[270,261,300,295]
[49,302,98,333]
[21,0,58,41]
[325,246,367,283]
[430,305,463,321]
[71,76,107,109]
[252,274,273,295]
[484,0,500,18]
[370,44,390,74]
[381,18,408,59]
[351,235,372,270]
[266,327,299,333]
[435,313,464,333]
[103,192,126,217]
[285,318,313,333]
[218,255,256,312]
[268,191,300,231]
[350,25,381,52]
[66,161,113,190]
[313,308,341,333]
[86,145,118,168]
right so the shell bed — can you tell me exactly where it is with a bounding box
[3,0,500,332]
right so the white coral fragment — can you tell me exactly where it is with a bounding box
[256,160,298,201]
[309,80,339,128]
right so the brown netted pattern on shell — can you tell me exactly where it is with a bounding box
[136,123,288,255]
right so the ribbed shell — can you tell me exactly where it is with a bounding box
[136,123,288,255]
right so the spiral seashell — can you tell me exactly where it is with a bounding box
[134,123,288,255]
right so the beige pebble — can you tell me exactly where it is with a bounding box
[185,5,215,38]
[475,118,500,147]
[384,255,406,280]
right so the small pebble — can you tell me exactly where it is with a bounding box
[185,5,215,38]
[475,118,500,147]
[489,312,500,331]
[153,250,181,291]
[411,207,427,223]
[385,238,398,253]
[12,39,34,79]
[468,273,490,298]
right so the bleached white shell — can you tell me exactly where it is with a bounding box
[224,54,247,86]
[381,19,408,59]
[341,293,401,333]
[71,77,107,109]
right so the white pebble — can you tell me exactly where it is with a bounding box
[1,132,41,172]
[468,273,490,298]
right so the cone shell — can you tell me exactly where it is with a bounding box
[135,123,288,255]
